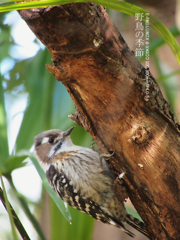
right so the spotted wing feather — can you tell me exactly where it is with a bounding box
[46,165,135,237]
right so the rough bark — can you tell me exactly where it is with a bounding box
[19,3,180,240]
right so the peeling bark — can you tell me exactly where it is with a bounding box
[19,3,180,239]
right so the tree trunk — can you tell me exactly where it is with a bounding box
[19,3,180,240]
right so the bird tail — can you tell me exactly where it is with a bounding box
[125,214,149,238]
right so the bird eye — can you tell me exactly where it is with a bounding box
[48,138,54,144]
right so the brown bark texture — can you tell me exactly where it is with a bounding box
[19,3,180,240]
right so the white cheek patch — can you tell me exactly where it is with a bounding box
[48,147,56,158]
[41,137,49,144]
[47,139,61,158]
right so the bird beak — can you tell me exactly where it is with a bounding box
[63,126,74,137]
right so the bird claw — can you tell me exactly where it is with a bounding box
[90,139,97,151]
[118,172,125,180]
[99,151,115,171]
[99,151,115,160]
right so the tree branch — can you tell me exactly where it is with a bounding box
[19,4,180,239]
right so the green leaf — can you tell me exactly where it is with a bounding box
[15,49,55,151]
[138,25,180,62]
[126,206,142,221]
[15,48,75,152]
[2,151,28,175]
[0,170,19,240]
[156,69,180,82]
[50,201,94,240]
[152,53,178,115]
[0,184,31,240]
[0,13,14,60]
[8,175,47,240]
[0,72,9,164]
